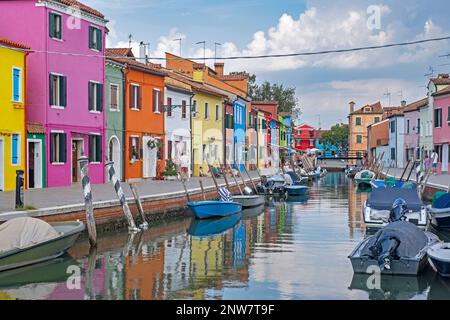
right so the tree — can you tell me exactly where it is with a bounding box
[248,75,299,114]
[320,124,349,150]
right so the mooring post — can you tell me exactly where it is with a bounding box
[79,155,97,247]
[129,183,148,229]
[199,179,206,201]
[229,162,243,195]
[243,164,258,192]
[180,176,191,202]
[85,245,97,300]
[15,170,25,210]
[105,161,139,233]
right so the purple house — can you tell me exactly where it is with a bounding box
[432,87,450,173]
[0,0,107,187]
[403,98,427,162]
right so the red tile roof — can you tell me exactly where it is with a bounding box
[27,122,45,134]
[430,74,450,85]
[252,101,279,106]
[403,98,428,113]
[107,48,167,77]
[106,48,134,57]
[350,101,383,115]
[167,71,228,98]
[218,73,249,81]
[53,0,104,19]
[0,38,30,50]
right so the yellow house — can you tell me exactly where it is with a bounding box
[0,39,28,191]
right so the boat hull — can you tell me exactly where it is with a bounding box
[428,206,450,230]
[233,195,265,208]
[0,221,84,272]
[285,186,309,196]
[188,201,243,219]
[188,214,241,237]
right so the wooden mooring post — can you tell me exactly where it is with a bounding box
[105,161,139,232]
[79,155,97,247]
[129,183,148,229]
[243,164,257,192]
[199,179,206,201]
[227,162,243,195]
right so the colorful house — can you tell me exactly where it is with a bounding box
[164,71,193,175]
[26,122,46,189]
[316,129,339,157]
[246,108,258,169]
[348,101,383,164]
[107,49,167,181]
[367,119,390,167]
[105,53,126,181]
[252,101,278,168]
[387,108,406,168]
[421,74,450,158]
[0,0,108,187]
[432,87,450,173]
[279,112,292,157]
[0,39,28,191]
[256,109,269,169]
[293,124,317,152]
[403,98,427,162]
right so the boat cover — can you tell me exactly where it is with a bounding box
[0,218,60,253]
[218,187,233,202]
[361,221,428,259]
[433,193,450,210]
[367,188,422,211]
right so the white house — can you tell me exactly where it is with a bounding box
[388,112,406,168]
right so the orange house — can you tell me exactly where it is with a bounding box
[108,49,167,181]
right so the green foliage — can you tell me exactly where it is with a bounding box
[163,159,177,176]
[248,74,299,114]
[320,124,349,149]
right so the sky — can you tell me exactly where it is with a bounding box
[84,0,450,129]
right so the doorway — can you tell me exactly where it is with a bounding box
[72,139,84,183]
[108,136,121,180]
[142,136,157,178]
[27,139,42,189]
[0,138,4,191]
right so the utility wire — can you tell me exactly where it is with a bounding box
[3,36,450,61]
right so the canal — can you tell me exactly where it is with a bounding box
[1,172,450,300]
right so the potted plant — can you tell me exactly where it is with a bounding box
[163,159,178,181]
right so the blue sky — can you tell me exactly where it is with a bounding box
[85,0,450,128]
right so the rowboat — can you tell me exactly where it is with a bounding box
[187,213,241,237]
[354,170,376,189]
[187,201,243,219]
[428,242,450,277]
[285,185,309,196]
[0,218,85,272]
[428,193,450,230]
[232,195,265,208]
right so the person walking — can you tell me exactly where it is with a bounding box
[430,150,438,175]
[179,153,190,181]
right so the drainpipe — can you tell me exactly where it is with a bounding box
[123,66,129,181]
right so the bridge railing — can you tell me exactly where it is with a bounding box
[317,150,364,160]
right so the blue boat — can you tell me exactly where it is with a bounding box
[285,185,309,196]
[428,193,450,230]
[370,179,417,190]
[187,201,243,219]
[428,243,450,278]
[187,213,241,237]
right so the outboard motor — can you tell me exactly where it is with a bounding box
[243,186,253,195]
[389,198,408,223]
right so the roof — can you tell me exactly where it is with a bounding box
[430,74,450,86]
[383,106,404,118]
[167,71,228,98]
[27,122,45,134]
[0,38,30,50]
[432,86,450,98]
[106,48,134,57]
[403,98,428,113]
[350,101,383,115]
[106,48,167,77]
[218,73,249,81]
[252,101,279,106]
[51,0,104,19]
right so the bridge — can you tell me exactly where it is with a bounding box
[316,150,364,160]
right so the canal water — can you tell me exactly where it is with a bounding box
[1,172,450,300]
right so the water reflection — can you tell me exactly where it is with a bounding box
[1,173,450,300]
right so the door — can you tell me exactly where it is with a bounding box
[27,140,42,189]
[443,144,449,173]
[142,136,157,178]
[72,140,83,183]
[108,136,121,180]
[0,138,4,191]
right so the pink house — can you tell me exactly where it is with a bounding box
[432,87,450,173]
[403,98,427,162]
[0,0,107,187]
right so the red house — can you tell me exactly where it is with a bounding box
[294,124,317,152]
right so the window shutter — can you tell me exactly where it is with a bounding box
[13,69,20,101]
[12,135,18,164]
[152,90,156,112]
[129,85,134,109]
[60,76,67,107]
[129,136,133,160]
[88,82,93,111]
[138,87,142,110]
[89,135,94,162]
[182,100,186,118]
[50,134,55,163]
[49,13,55,38]
[97,29,102,51]
[167,97,172,116]
[97,83,103,112]
[60,133,67,163]
[89,26,94,49]
[49,74,54,105]
[96,135,102,162]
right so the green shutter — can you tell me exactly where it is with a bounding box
[96,29,102,51]
[60,133,67,163]
[49,13,55,38]
[49,74,54,105]
[88,82,93,110]
[97,83,103,112]
[50,133,55,163]
[96,135,102,162]
[89,27,94,48]
[60,76,67,107]
[89,136,94,162]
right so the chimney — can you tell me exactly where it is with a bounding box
[214,62,224,77]
[438,73,449,79]
[401,100,407,108]
[349,101,355,114]
[139,41,148,64]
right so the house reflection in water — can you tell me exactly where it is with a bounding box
[347,180,367,238]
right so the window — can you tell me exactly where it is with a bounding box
[49,12,62,40]
[355,117,362,126]
[192,100,197,117]
[88,82,103,112]
[12,68,22,102]
[205,103,209,119]
[50,132,67,163]
[89,26,102,51]
[356,135,362,144]
[390,120,395,133]
[153,89,162,113]
[248,113,253,128]
[434,108,442,128]
[181,100,187,119]
[309,130,314,138]
[309,140,314,146]
[168,140,172,160]
[49,74,67,107]
[11,134,20,165]
[448,107,450,122]
[406,119,410,134]
[365,107,372,112]
[262,120,267,130]
[167,97,172,117]
[130,84,141,110]
[391,148,396,160]
[110,84,119,111]
[374,117,380,123]
[129,136,141,160]
[89,135,102,163]
[417,118,421,134]
[215,105,220,121]
[157,139,163,160]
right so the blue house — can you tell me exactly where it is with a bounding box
[234,98,247,171]
[280,113,293,156]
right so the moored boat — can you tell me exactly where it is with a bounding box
[187,213,241,237]
[428,242,450,278]
[428,193,450,230]
[0,218,85,273]
[256,175,286,195]
[354,170,376,189]
[285,185,309,196]
[187,201,243,219]
[232,195,265,208]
